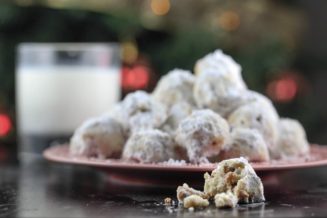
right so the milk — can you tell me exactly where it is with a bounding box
[16,66,121,135]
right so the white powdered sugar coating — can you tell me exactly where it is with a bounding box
[122,129,176,163]
[228,101,279,149]
[161,101,195,134]
[220,128,270,162]
[152,69,196,108]
[70,114,125,159]
[119,91,167,135]
[105,103,124,121]
[162,159,187,166]
[194,70,247,117]
[193,50,250,117]
[175,109,230,163]
[194,49,247,89]
[242,90,277,111]
[271,118,310,159]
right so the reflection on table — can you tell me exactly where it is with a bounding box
[0,153,327,218]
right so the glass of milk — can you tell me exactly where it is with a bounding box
[16,43,121,154]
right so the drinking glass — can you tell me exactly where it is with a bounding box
[16,43,121,155]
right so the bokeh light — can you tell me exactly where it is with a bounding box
[218,11,240,31]
[122,65,150,90]
[15,0,34,6]
[0,114,11,137]
[151,0,171,16]
[267,77,298,102]
[122,41,139,64]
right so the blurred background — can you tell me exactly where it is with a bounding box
[0,0,327,162]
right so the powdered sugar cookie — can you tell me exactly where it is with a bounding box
[219,128,270,162]
[70,115,125,159]
[122,129,176,163]
[152,69,196,108]
[119,91,167,135]
[175,109,230,163]
[228,101,279,148]
[194,49,246,89]
[271,118,310,159]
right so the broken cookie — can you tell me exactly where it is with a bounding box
[204,157,265,203]
[176,157,265,209]
[176,183,207,202]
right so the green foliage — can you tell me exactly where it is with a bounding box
[0,4,294,119]
[0,3,325,146]
[141,28,217,74]
[236,37,292,92]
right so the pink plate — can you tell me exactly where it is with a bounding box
[43,144,327,187]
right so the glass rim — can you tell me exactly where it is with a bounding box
[17,42,120,52]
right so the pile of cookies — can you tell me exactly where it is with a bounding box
[70,49,310,164]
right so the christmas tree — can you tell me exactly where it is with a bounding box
[0,0,326,161]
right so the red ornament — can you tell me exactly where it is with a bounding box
[122,65,150,90]
[267,74,299,103]
[0,114,11,136]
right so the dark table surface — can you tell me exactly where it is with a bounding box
[1,153,327,218]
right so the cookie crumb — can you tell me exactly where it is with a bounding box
[183,195,209,209]
[164,197,173,206]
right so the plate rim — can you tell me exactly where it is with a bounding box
[43,144,327,172]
